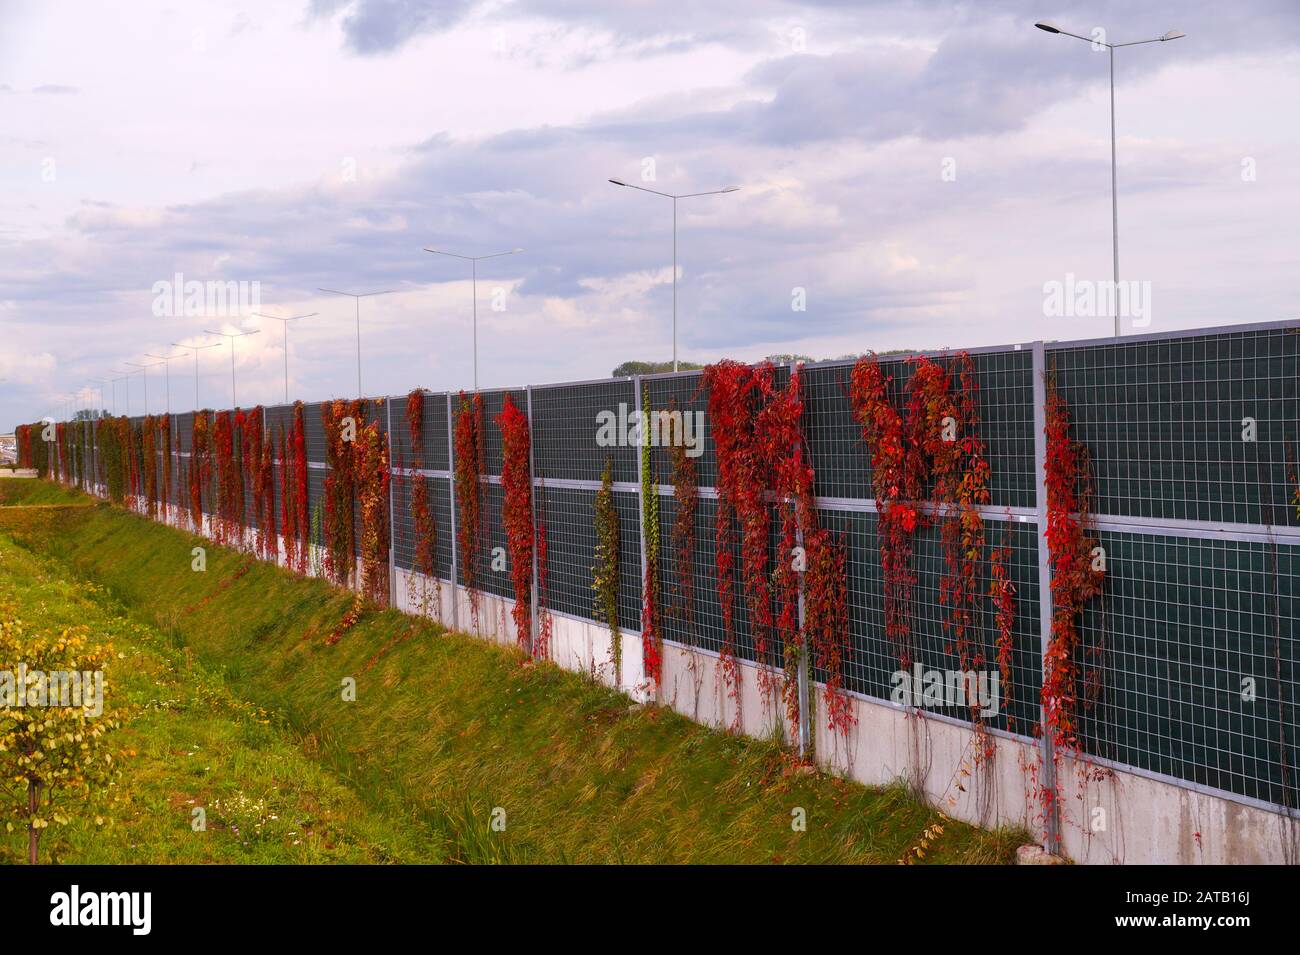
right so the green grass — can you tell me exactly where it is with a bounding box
[0,479,89,507]
[0,480,1026,863]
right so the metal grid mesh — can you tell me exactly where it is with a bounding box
[391,473,453,580]
[388,392,450,473]
[799,352,1035,508]
[537,484,641,629]
[531,379,639,483]
[645,372,716,487]
[807,509,1043,734]
[1077,531,1299,807]
[1049,328,1300,525]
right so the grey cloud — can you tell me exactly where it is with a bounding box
[308,0,476,54]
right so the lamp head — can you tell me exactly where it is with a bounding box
[1034,21,1061,34]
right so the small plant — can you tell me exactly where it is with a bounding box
[641,387,662,685]
[592,457,621,678]
[667,399,699,644]
[0,613,121,864]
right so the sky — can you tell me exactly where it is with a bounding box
[2,0,1298,428]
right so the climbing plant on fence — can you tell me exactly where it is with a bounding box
[322,399,364,587]
[641,387,662,684]
[406,389,439,618]
[1042,368,1106,755]
[141,416,158,517]
[698,360,852,737]
[355,417,391,605]
[667,399,698,645]
[593,456,621,677]
[497,393,534,650]
[453,392,485,630]
[190,411,211,532]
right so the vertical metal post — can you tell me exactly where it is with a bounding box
[386,397,397,609]
[1109,44,1120,337]
[472,260,478,392]
[795,522,811,758]
[671,200,678,373]
[633,377,648,693]
[526,386,539,657]
[445,393,460,632]
[1032,341,1060,852]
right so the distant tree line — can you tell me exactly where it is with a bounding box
[612,351,916,377]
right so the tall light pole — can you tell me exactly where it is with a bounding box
[110,368,137,417]
[89,378,107,417]
[422,248,524,391]
[252,310,317,403]
[1034,21,1184,337]
[145,352,185,414]
[204,329,260,408]
[607,178,739,372]
[125,359,163,416]
[171,340,223,411]
[317,288,396,398]
[107,375,127,415]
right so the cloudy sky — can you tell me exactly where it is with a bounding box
[2,0,1298,427]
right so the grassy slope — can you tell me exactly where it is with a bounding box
[0,518,432,862]
[0,482,1024,863]
[0,480,91,507]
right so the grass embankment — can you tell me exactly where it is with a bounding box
[0,480,91,507]
[0,480,1024,863]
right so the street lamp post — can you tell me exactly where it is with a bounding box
[607,178,740,371]
[125,359,163,416]
[317,288,396,398]
[422,247,524,390]
[89,378,107,417]
[145,353,186,414]
[110,368,137,417]
[204,329,261,408]
[251,311,318,403]
[1034,21,1185,337]
[171,340,223,411]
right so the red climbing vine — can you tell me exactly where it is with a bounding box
[989,523,1018,730]
[850,355,915,666]
[497,393,534,650]
[141,415,159,518]
[355,414,391,605]
[1041,369,1105,753]
[212,411,238,546]
[322,399,364,587]
[936,354,992,720]
[454,392,486,630]
[700,360,771,710]
[190,410,211,532]
[406,389,439,618]
[699,361,853,737]
[291,402,309,573]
